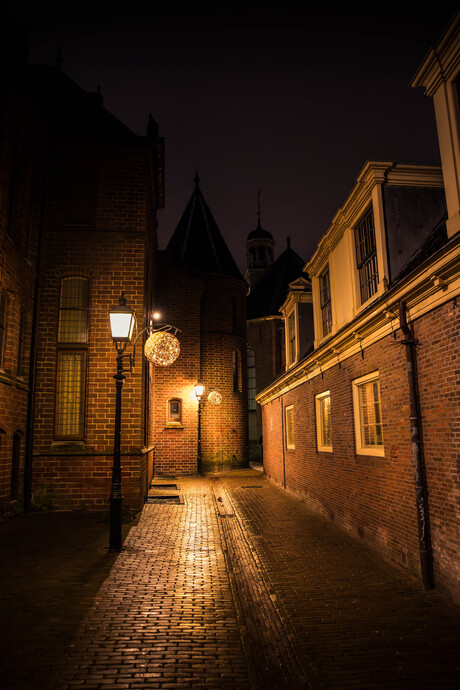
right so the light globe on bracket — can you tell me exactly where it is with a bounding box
[144,328,180,367]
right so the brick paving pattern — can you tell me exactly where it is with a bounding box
[1,468,459,689]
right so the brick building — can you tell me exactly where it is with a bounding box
[153,175,249,475]
[0,39,249,517]
[0,50,164,516]
[245,217,307,461]
[256,13,460,603]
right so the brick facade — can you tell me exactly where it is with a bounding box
[153,254,248,475]
[261,299,460,602]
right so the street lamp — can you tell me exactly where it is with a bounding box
[194,380,205,475]
[108,293,136,552]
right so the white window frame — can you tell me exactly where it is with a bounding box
[285,405,294,449]
[315,390,332,452]
[286,308,297,368]
[352,371,384,457]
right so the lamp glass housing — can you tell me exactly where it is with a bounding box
[109,299,135,343]
[194,381,205,400]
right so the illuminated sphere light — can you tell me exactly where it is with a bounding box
[144,331,180,366]
[208,389,223,405]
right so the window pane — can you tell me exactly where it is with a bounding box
[58,277,89,343]
[354,208,378,303]
[321,395,331,447]
[285,407,294,448]
[358,379,383,448]
[56,352,86,437]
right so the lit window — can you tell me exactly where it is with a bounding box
[352,371,384,456]
[286,310,296,367]
[285,405,294,449]
[319,267,332,337]
[55,351,86,439]
[247,347,256,411]
[58,277,90,343]
[315,391,332,452]
[354,207,379,304]
[168,398,182,424]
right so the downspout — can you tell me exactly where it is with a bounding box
[24,157,47,512]
[399,301,434,590]
[280,398,286,489]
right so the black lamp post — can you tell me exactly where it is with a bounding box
[194,380,205,475]
[108,293,136,552]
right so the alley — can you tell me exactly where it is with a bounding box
[1,469,459,689]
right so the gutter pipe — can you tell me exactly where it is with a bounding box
[399,301,434,590]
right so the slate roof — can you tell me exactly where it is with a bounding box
[25,64,145,145]
[166,175,245,282]
[247,240,307,319]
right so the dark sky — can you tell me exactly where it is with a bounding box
[5,3,460,272]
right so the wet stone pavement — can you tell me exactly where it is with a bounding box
[1,468,459,689]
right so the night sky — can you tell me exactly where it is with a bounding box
[5,3,460,272]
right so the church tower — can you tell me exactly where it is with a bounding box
[245,192,275,288]
[153,174,248,474]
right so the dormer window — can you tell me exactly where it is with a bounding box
[286,309,296,367]
[354,207,379,304]
[319,267,332,337]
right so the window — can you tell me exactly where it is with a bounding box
[11,431,21,500]
[247,347,256,411]
[64,170,96,225]
[233,350,240,392]
[58,277,90,343]
[319,267,332,337]
[56,276,90,439]
[352,371,384,456]
[55,351,86,438]
[285,405,294,449]
[17,308,26,377]
[354,207,379,304]
[232,298,238,334]
[0,291,6,368]
[167,398,182,424]
[316,391,332,452]
[286,309,296,367]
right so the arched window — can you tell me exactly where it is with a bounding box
[11,431,21,499]
[247,347,256,411]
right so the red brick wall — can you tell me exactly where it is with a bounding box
[31,145,154,511]
[0,86,43,516]
[153,256,248,474]
[262,299,460,602]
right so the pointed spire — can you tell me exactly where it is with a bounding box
[166,175,244,281]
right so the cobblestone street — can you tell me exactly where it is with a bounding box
[1,469,459,689]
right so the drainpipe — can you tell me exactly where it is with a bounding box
[24,156,47,512]
[399,301,434,591]
[280,398,286,488]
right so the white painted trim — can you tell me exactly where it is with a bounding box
[315,390,332,453]
[352,371,385,457]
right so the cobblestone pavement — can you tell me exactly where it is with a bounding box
[1,468,460,689]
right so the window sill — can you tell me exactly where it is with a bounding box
[164,423,184,429]
[317,446,333,453]
[356,446,385,458]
